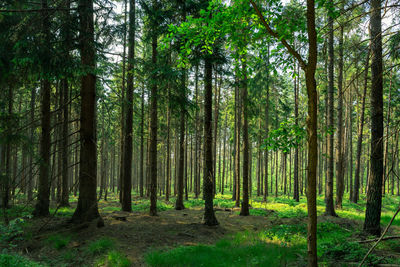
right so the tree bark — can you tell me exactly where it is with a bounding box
[71,0,101,224]
[335,25,345,209]
[240,56,249,216]
[34,0,51,217]
[121,0,135,212]
[203,57,218,226]
[324,5,337,216]
[149,0,158,216]
[364,0,383,236]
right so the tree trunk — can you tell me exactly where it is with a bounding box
[71,0,101,224]
[34,0,52,217]
[364,0,383,236]
[335,25,345,209]
[149,0,158,216]
[240,56,249,216]
[203,56,218,226]
[121,0,135,212]
[325,6,337,217]
[352,48,369,203]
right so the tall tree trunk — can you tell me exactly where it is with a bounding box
[264,45,270,201]
[325,5,337,217]
[335,25,345,209]
[71,0,101,224]
[175,0,186,210]
[121,0,135,212]
[28,87,36,202]
[234,68,241,207]
[34,0,51,217]
[194,65,199,198]
[352,48,369,203]
[364,0,383,236]
[240,56,249,216]
[294,60,300,202]
[149,0,158,216]
[203,56,218,226]
[60,0,71,207]
[119,0,128,204]
[140,86,145,197]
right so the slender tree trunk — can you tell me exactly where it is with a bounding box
[34,0,52,217]
[149,0,158,216]
[28,87,36,202]
[335,25,345,209]
[352,48,369,203]
[119,0,128,204]
[121,0,135,212]
[234,68,241,207]
[240,56,249,216]
[325,5,337,216]
[264,45,270,201]
[203,56,218,226]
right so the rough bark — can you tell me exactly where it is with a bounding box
[364,0,383,236]
[149,0,158,216]
[203,57,218,226]
[121,0,135,212]
[325,7,337,217]
[34,0,51,217]
[71,0,101,224]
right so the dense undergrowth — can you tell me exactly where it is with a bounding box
[0,192,399,266]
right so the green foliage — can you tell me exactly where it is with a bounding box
[0,253,44,267]
[46,234,71,250]
[263,119,306,154]
[87,238,115,255]
[0,218,26,245]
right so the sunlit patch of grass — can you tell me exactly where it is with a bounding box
[50,206,75,217]
[145,231,302,267]
[95,250,131,267]
[131,200,173,212]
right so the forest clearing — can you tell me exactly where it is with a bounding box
[1,0,400,266]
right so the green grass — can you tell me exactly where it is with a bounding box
[146,231,301,267]
[0,253,44,267]
[95,250,131,267]
[87,237,115,255]
[46,234,71,250]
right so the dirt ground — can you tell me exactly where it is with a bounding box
[19,205,280,266]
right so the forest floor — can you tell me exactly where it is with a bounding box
[1,192,400,266]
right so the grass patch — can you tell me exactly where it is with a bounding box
[87,237,115,255]
[46,234,71,250]
[145,232,301,266]
[0,253,44,267]
[96,250,131,267]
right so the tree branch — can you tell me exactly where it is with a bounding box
[358,205,400,267]
[249,0,306,69]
